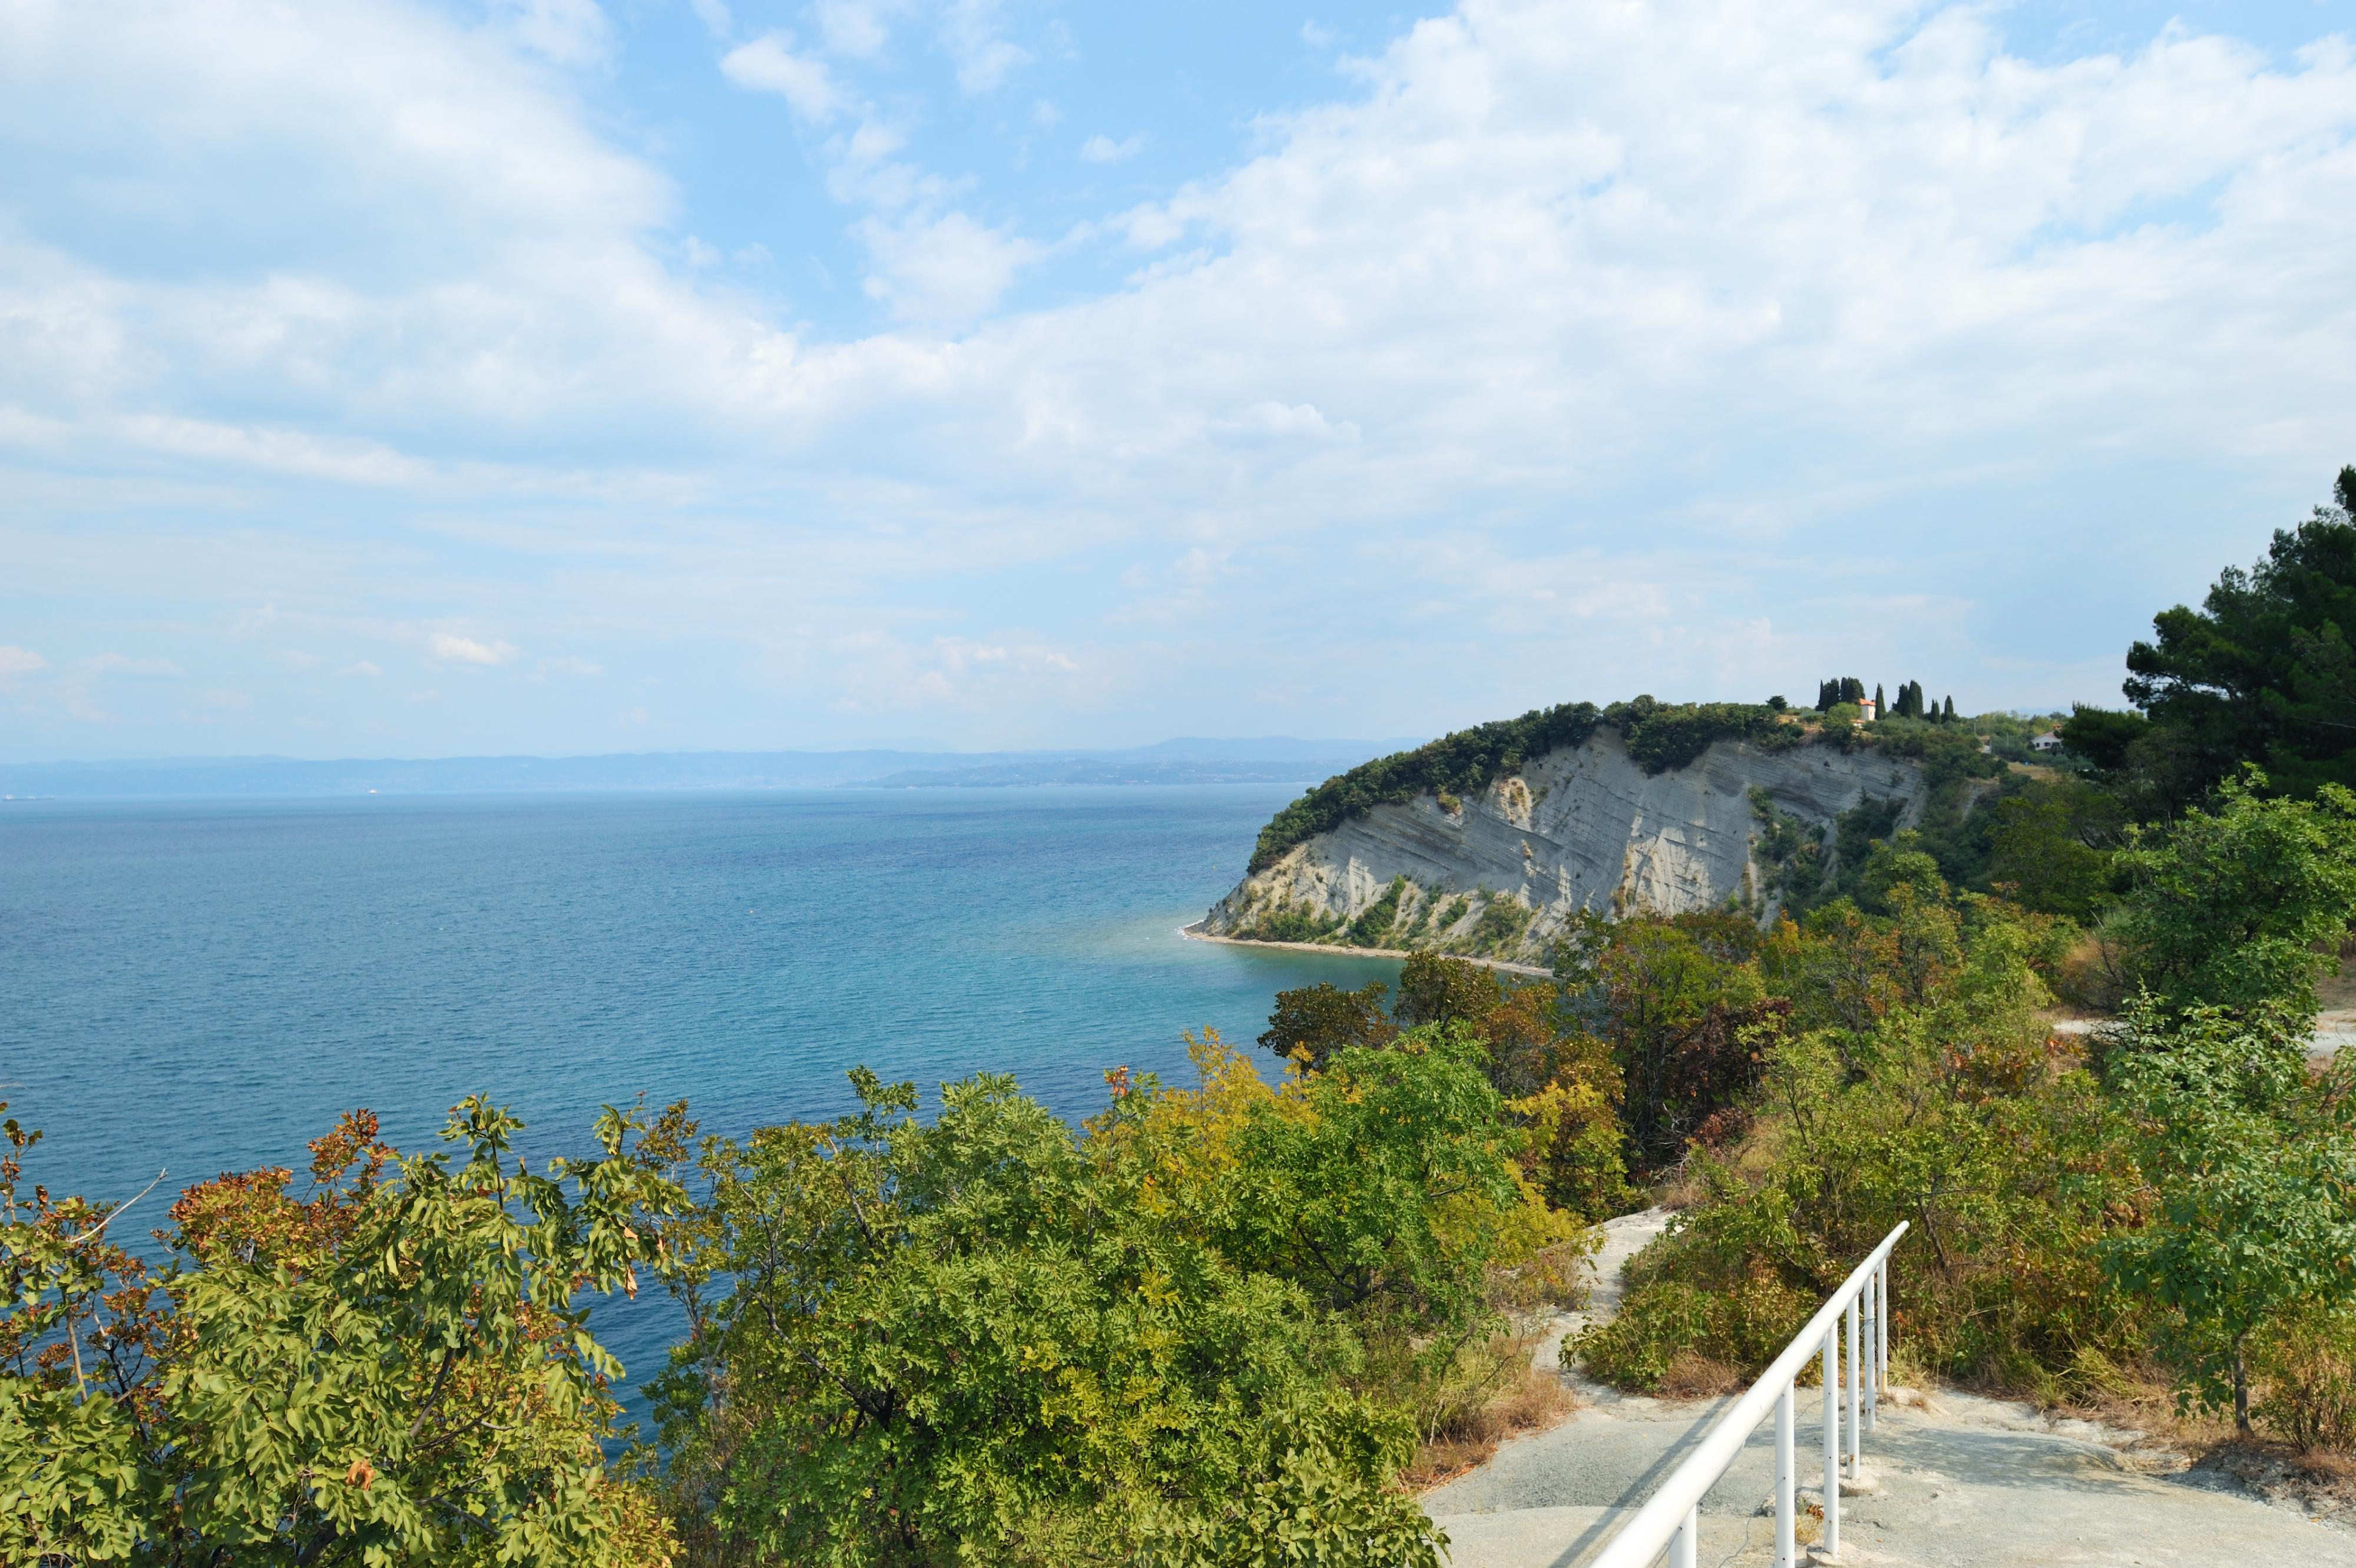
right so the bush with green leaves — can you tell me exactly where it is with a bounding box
[2108,769,2356,1018]
[2100,1001,2356,1434]
[643,1032,1564,1567]
[0,1099,679,1567]
[1581,887,2147,1397]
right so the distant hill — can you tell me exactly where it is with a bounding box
[0,739,1426,799]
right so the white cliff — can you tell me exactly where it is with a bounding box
[1200,729,1929,964]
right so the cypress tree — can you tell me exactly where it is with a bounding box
[1943,695,1956,721]
[1875,683,1887,714]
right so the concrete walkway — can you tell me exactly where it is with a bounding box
[1427,1211,2356,1567]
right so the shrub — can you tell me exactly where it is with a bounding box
[1237,899,1341,944]
[1469,894,1534,954]
[1346,875,1411,947]
[1579,894,2152,1398]
[2254,1306,2356,1453]
[0,1100,679,1568]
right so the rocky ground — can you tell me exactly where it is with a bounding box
[1425,1211,2356,1567]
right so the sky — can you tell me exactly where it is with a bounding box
[2,0,2354,762]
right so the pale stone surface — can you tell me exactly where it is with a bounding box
[1202,730,1930,962]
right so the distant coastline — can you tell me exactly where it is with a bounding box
[0,737,1425,800]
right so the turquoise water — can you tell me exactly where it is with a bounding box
[0,786,1397,1399]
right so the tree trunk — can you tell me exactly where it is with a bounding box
[2232,1334,2252,1437]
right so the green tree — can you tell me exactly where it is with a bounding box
[1986,779,2123,921]
[1580,922,1779,1173]
[1,1100,679,1567]
[2110,465,2356,810]
[1259,980,1398,1070]
[2102,1002,2356,1433]
[1392,951,1503,1029]
[2057,703,2152,773]
[2109,770,2356,1018]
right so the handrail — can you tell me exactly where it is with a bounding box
[1587,1221,1908,1568]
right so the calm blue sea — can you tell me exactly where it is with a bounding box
[0,786,1396,1411]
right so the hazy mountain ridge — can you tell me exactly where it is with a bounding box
[0,739,1425,799]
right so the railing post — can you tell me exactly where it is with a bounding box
[1879,1258,1891,1386]
[1672,1504,1697,1568]
[1862,1267,1878,1432]
[1775,1381,1795,1568]
[1821,1326,1840,1560]
[1845,1293,1860,1476]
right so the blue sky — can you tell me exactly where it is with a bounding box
[3,0,2354,760]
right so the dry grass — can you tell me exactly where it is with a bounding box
[1655,1349,1748,1400]
[1406,1368,1577,1489]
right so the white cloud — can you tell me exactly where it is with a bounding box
[430,633,521,665]
[853,209,1041,325]
[940,0,1029,92]
[720,34,846,123]
[0,646,45,676]
[87,653,183,676]
[541,656,603,675]
[6,1,2356,754]
[1032,99,1062,127]
[687,0,732,42]
[487,0,612,69]
[338,660,384,677]
[1078,133,1142,165]
[815,0,906,59]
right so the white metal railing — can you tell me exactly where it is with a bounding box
[1589,1222,1908,1568]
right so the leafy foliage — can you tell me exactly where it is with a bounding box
[1574,918,1782,1175]
[0,1100,679,1567]
[2102,1002,2356,1432]
[1258,981,1397,1071]
[641,1033,1571,1567]
[1581,885,2146,1397]
[2109,770,2356,1018]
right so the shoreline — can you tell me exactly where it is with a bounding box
[1177,921,1551,978]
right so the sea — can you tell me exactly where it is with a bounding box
[0,786,1398,1415]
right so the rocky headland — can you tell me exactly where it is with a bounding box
[1198,702,1940,966]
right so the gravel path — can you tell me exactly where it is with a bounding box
[1426,1210,2356,1567]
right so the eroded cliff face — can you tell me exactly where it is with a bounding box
[1200,730,1928,964]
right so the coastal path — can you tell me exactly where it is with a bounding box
[1424,1210,2356,1567]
